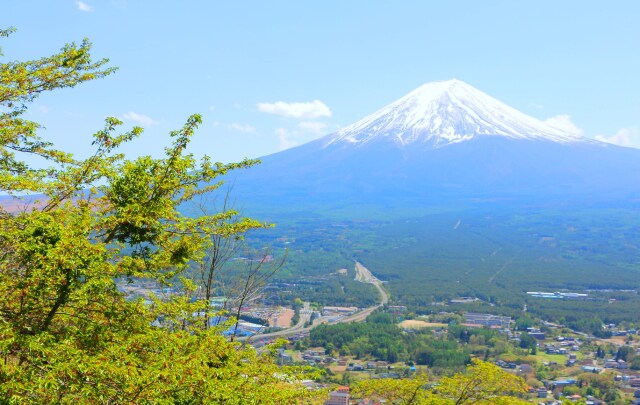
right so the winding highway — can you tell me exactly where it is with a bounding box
[355,261,388,305]
[338,262,388,323]
[240,261,388,342]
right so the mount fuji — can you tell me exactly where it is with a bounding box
[328,79,584,147]
[229,80,640,213]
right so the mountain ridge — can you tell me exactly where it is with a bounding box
[224,80,640,215]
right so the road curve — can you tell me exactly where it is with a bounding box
[354,261,388,305]
[241,262,388,342]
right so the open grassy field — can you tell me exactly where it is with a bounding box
[398,320,447,329]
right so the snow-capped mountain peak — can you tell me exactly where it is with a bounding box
[327,79,585,148]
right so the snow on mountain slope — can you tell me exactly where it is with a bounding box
[224,78,640,213]
[326,79,588,148]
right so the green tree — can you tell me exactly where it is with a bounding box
[0,29,320,403]
[351,361,527,404]
[515,315,535,331]
[615,345,635,362]
[435,360,527,404]
[518,332,537,353]
[352,373,431,405]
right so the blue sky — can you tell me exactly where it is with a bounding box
[4,1,640,163]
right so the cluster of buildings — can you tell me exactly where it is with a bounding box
[463,312,512,328]
[449,297,481,304]
[322,306,359,315]
[295,349,394,374]
[321,306,359,323]
[543,335,581,357]
[526,291,589,299]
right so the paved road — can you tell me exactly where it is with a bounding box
[242,262,388,342]
[338,262,388,323]
[354,261,388,305]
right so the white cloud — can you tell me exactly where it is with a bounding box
[208,105,216,112]
[543,115,583,135]
[228,123,256,133]
[122,112,157,126]
[297,121,327,134]
[257,100,332,119]
[75,1,94,12]
[276,128,294,150]
[594,127,640,149]
[274,121,332,151]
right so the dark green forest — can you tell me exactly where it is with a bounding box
[246,205,640,332]
[307,312,472,368]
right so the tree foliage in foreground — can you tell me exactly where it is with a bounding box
[0,28,541,404]
[0,28,320,403]
[352,360,527,405]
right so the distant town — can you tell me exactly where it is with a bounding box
[116,262,640,404]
